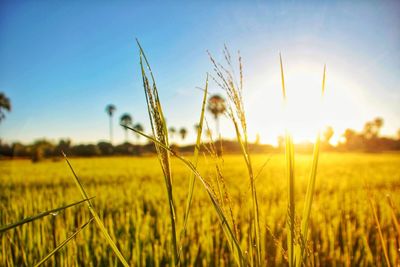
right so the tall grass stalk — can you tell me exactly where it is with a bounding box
[280,55,326,266]
[63,153,129,267]
[295,65,326,267]
[387,195,400,239]
[209,47,261,266]
[366,186,391,266]
[180,76,208,247]
[33,217,94,267]
[279,54,296,267]
[136,40,179,265]
[0,198,93,233]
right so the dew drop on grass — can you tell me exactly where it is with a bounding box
[50,212,59,216]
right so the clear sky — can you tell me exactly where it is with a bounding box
[0,1,399,145]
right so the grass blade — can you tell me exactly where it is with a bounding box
[366,187,391,267]
[280,54,296,267]
[124,124,248,266]
[209,47,261,265]
[63,153,130,267]
[0,198,93,233]
[33,217,94,267]
[295,65,326,266]
[136,39,179,265]
[179,76,208,245]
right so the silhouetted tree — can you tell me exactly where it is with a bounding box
[363,122,374,139]
[207,94,226,138]
[373,117,383,136]
[105,104,116,144]
[0,92,11,123]
[120,113,133,142]
[179,127,187,141]
[56,139,71,155]
[133,123,144,143]
[169,127,176,141]
[363,117,384,139]
[97,141,114,155]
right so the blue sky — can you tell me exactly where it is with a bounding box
[0,1,399,145]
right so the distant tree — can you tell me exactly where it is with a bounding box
[0,92,11,123]
[71,144,100,157]
[363,118,384,140]
[32,139,54,162]
[179,127,188,141]
[207,94,226,138]
[363,122,374,139]
[344,129,356,143]
[133,123,144,142]
[56,139,71,155]
[105,104,116,144]
[169,127,176,141]
[120,113,133,142]
[373,117,383,136]
[97,141,114,156]
[323,126,334,144]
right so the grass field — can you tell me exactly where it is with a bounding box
[0,152,399,266]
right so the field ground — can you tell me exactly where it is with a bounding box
[1,152,399,266]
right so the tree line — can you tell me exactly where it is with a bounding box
[1,92,400,162]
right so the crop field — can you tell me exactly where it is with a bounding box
[0,153,399,266]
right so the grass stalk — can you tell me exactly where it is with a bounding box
[0,198,93,233]
[178,75,208,260]
[209,47,261,265]
[136,40,179,265]
[124,124,248,266]
[280,54,296,267]
[366,187,391,267]
[33,217,94,267]
[295,65,326,266]
[63,153,129,267]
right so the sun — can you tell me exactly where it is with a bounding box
[282,68,325,143]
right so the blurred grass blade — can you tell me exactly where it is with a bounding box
[366,187,391,267]
[295,65,326,266]
[180,75,208,241]
[63,153,130,267]
[280,54,295,267]
[0,198,93,233]
[33,217,94,267]
[124,124,248,266]
[387,195,400,238]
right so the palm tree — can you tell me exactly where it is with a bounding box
[207,94,226,138]
[179,127,187,141]
[133,123,144,143]
[105,104,116,144]
[120,113,133,143]
[0,92,11,123]
[169,127,176,141]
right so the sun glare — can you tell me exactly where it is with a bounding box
[282,67,325,143]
